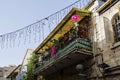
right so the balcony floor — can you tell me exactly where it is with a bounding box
[35,48,93,76]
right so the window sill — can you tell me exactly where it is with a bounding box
[110,42,120,50]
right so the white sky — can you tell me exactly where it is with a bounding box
[0,0,78,67]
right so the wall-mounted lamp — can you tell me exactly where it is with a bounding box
[76,64,89,79]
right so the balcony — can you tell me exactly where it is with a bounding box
[34,8,92,76]
[35,37,92,76]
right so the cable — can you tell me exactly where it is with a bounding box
[0,0,91,49]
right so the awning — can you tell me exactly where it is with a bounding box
[34,8,91,54]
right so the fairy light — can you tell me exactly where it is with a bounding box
[0,0,91,49]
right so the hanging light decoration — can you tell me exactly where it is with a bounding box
[0,0,91,49]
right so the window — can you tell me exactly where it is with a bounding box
[112,13,120,42]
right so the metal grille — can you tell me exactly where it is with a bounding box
[113,15,120,42]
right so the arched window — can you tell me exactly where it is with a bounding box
[112,13,120,42]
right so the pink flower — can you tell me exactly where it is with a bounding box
[71,14,79,22]
[51,45,56,57]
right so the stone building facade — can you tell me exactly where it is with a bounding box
[20,49,34,80]
[0,67,4,80]
[87,0,120,79]
[33,0,120,80]
[0,65,16,80]
[7,65,21,80]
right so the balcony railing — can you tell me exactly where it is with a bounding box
[35,37,92,74]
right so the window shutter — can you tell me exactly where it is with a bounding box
[103,17,113,43]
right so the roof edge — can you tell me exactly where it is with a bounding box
[96,0,112,12]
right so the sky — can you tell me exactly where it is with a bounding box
[0,0,79,67]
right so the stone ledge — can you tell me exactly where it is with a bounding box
[110,42,120,50]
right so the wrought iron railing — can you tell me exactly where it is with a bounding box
[35,37,92,74]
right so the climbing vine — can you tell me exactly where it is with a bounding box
[27,53,39,80]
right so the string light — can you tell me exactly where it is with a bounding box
[0,0,91,49]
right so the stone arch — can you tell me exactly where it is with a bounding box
[111,12,119,25]
[111,12,120,42]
